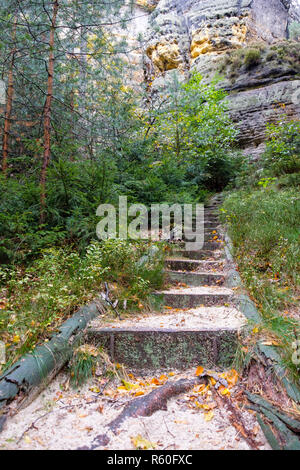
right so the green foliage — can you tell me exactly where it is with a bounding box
[70,344,101,387]
[221,188,300,381]
[151,72,240,192]
[231,118,300,190]
[0,240,165,372]
[262,120,300,176]
[244,48,261,68]
[219,41,300,82]
[222,116,300,381]
[289,21,300,40]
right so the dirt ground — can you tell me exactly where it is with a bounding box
[0,367,270,451]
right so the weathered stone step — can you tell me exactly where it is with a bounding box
[165,258,224,272]
[173,242,223,256]
[174,230,222,243]
[87,326,239,369]
[155,286,232,308]
[189,217,219,224]
[166,249,222,262]
[165,270,225,286]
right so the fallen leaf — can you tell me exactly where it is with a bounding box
[204,411,214,422]
[195,366,204,376]
[131,434,156,450]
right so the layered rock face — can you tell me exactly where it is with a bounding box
[143,0,300,157]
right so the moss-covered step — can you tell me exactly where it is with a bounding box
[165,258,224,272]
[167,249,222,261]
[154,286,233,308]
[165,270,225,286]
[171,231,222,244]
[173,243,223,256]
[87,327,239,369]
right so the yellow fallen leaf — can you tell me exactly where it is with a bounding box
[209,377,216,386]
[24,435,31,444]
[120,380,139,391]
[151,378,161,385]
[195,366,204,376]
[13,335,20,344]
[159,374,168,382]
[195,402,211,410]
[261,340,280,346]
[131,434,156,450]
[223,369,239,388]
[220,387,231,396]
[204,411,214,422]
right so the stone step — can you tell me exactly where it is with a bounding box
[87,328,238,369]
[165,258,225,272]
[173,242,223,255]
[154,286,233,308]
[165,270,225,286]
[87,327,238,369]
[170,231,222,245]
[166,249,222,262]
[189,217,219,224]
[86,306,244,369]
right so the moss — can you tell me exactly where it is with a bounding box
[89,330,239,369]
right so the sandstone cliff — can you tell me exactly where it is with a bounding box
[141,0,300,157]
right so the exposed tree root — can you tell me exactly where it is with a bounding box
[212,387,260,450]
[78,376,207,450]
[109,377,206,433]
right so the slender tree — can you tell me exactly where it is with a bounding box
[2,10,17,176]
[40,0,59,223]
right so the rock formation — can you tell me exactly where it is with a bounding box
[141,0,300,157]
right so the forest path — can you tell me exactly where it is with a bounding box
[0,196,270,450]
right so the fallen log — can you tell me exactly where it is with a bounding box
[0,299,106,425]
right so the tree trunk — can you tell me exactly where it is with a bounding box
[2,15,17,177]
[40,0,59,224]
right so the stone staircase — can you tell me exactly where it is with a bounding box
[87,196,245,371]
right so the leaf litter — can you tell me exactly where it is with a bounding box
[0,364,270,450]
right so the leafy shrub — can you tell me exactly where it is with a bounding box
[0,240,165,371]
[289,21,300,41]
[262,119,300,176]
[244,49,261,69]
[221,188,300,380]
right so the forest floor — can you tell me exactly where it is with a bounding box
[0,369,270,451]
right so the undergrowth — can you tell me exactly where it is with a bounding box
[0,239,165,373]
[221,118,300,383]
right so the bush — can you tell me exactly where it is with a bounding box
[244,49,261,69]
[0,239,165,371]
[221,188,300,380]
[262,119,300,176]
[289,21,300,41]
